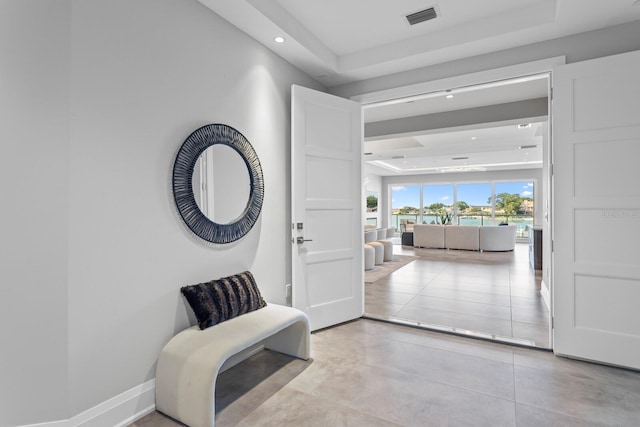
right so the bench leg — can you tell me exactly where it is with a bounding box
[264,320,310,360]
[156,353,219,427]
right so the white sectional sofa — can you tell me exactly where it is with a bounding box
[413,224,516,251]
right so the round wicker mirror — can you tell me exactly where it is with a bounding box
[172,124,264,244]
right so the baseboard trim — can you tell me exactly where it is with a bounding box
[114,404,156,427]
[19,380,156,427]
[19,420,68,427]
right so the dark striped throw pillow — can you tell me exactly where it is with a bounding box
[181,271,267,330]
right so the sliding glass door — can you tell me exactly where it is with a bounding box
[391,185,421,232]
[456,183,492,226]
[391,180,534,231]
[494,181,534,239]
[422,184,454,224]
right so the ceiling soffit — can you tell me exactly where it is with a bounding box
[198,0,640,86]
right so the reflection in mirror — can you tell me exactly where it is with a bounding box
[192,145,250,224]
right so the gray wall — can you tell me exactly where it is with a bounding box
[0,1,71,425]
[365,98,548,139]
[0,0,324,425]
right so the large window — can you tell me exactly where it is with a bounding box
[456,183,492,226]
[391,185,421,232]
[423,184,454,224]
[494,181,535,238]
[390,180,535,239]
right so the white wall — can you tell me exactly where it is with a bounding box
[0,1,71,425]
[1,0,324,425]
[363,167,382,227]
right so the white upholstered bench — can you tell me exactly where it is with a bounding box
[155,303,311,427]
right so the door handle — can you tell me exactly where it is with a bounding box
[296,236,313,244]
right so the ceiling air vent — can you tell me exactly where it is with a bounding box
[405,7,438,26]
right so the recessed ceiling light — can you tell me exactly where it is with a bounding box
[445,90,453,99]
[471,136,477,140]
[274,36,285,43]
[518,123,532,129]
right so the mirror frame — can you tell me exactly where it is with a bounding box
[173,124,264,244]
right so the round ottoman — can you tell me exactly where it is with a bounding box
[364,244,375,270]
[380,239,393,262]
[376,228,394,262]
[365,230,384,265]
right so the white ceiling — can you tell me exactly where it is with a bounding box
[364,120,546,176]
[363,74,549,175]
[199,0,640,87]
[197,0,637,176]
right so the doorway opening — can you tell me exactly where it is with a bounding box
[360,72,552,349]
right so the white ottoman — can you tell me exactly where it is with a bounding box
[380,240,393,262]
[364,244,375,270]
[376,228,394,262]
[365,230,384,265]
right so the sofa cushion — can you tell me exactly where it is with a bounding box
[445,225,480,251]
[479,225,517,251]
[181,271,267,330]
[413,224,445,248]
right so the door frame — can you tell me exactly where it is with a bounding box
[354,56,564,348]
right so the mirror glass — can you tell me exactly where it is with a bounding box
[192,145,250,225]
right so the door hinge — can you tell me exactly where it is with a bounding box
[551,316,554,329]
[551,240,554,252]
[550,87,553,101]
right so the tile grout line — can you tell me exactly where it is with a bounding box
[512,351,519,424]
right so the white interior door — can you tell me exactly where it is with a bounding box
[291,85,363,331]
[553,50,640,369]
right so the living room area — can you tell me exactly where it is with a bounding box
[362,74,551,348]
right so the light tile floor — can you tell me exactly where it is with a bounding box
[133,319,640,426]
[365,242,550,348]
